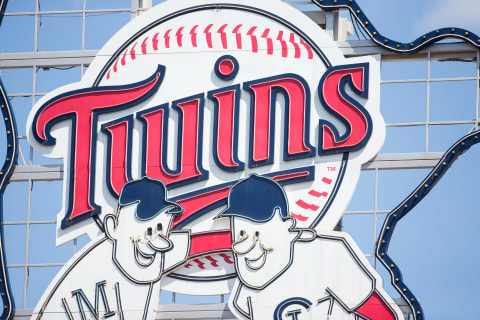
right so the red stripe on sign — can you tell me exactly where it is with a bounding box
[296,199,320,211]
[172,187,231,229]
[106,70,110,80]
[356,291,397,320]
[308,190,328,197]
[273,171,310,182]
[291,212,309,221]
[189,230,232,257]
[322,177,332,184]
[218,24,228,49]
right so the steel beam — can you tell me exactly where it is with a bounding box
[0,50,97,68]
[0,41,476,69]
[8,153,444,182]
[10,164,63,181]
[338,40,477,61]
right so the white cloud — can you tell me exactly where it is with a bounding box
[416,0,480,35]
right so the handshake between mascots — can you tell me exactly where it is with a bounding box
[33,175,402,320]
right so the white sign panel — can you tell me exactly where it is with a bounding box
[26,0,401,319]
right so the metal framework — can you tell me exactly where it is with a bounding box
[1,0,478,319]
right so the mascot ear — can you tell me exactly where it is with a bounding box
[281,213,296,230]
[104,214,117,241]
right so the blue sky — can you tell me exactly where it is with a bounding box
[356,0,480,40]
[0,0,479,318]
[345,1,480,318]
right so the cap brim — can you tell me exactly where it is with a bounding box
[166,202,183,215]
[214,207,233,220]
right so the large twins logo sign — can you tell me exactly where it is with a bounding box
[26,0,402,319]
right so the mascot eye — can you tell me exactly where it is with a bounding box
[239,230,245,237]
[147,227,153,236]
[157,223,162,232]
[255,231,259,237]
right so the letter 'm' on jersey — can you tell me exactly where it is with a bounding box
[318,63,372,155]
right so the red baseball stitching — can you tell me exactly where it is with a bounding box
[193,258,206,269]
[181,253,235,270]
[120,49,127,66]
[164,29,172,48]
[322,177,332,184]
[308,190,328,197]
[204,24,214,48]
[291,212,309,221]
[176,27,184,47]
[141,37,149,54]
[296,199,320,211]
[289,32,301,58]
[277,30,288,58]
[261,28,274,55]
[152,32,160,50]
[106,24,314,78]
[291,176,335,222]
[190,25,199,47]
[247,26,258,53]
[218,24,229,49]
[299,38,313,59]
[205,255,219,267]
[130,42,137,60]
[219,253,234,264]
[233,24,243,49]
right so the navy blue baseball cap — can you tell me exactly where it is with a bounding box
[216,174,289,222]
[119,176,183,221]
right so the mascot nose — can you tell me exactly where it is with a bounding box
[119,177,183,221]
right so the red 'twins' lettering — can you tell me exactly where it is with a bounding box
[318,63,372,154]
[32,66,164,228]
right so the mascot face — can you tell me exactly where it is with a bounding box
[105,177,182,283]
[231,211,297,289]
[219,175,298,289]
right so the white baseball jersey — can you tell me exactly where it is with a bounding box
[230,233,375,320]
[32,232,189,320]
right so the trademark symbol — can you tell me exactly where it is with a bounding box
[327,167,336,171]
